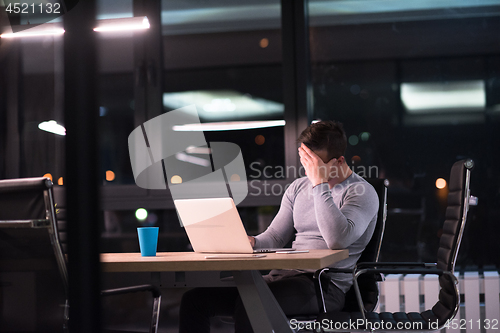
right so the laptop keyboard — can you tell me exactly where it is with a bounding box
[254,248,295,253]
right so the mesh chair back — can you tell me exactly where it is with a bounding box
[0,177,68,332]
[342,178,388,312]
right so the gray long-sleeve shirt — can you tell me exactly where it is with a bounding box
[254,172,379,292]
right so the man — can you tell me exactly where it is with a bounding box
[179,120,379,333]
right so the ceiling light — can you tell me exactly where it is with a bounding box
[172,120,285,131]
[38,120,66,136]
[203,98,236,112]
[0,23,64,38]
[1,16,150,38]
[186,146,211,154]
[175,152,211,167]
[163,90,283,121]
[401,80,485,113]
[94,16,150,32]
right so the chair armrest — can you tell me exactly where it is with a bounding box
[312,266,384,313]
[355,267,445,276]
[101,284,161,333]
[313,267,348,313]
[313,267,353,279]
[355,262,436,269]
[350,267,458,322]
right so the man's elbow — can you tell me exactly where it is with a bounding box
[326,239,350,250]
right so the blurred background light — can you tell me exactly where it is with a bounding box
[435,178,447,189]
[172,120,285,131]
[135,208,148,221]
[401,80,485,113]
[163,90,283,121]
[106,170,116,181]
[93,16,150,32]
[171,175,183,184]
[38,120,66,136]
[175,152,211,167]
[255,135,265,145]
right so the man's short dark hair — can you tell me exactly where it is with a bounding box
[297,120,347,161]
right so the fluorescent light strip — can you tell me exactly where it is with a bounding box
[0,24,64,38]
[175,152,211,167]
[401,80,485,112]
[94,16,150,32]
[172,120,286,131]
[1,16,149,38]
[186,146,212,154]
[38,120,66,136]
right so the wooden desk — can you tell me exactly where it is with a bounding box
[101,249,348,333]
[101,249,348,272]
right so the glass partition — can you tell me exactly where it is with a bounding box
[161,0,285,180]
[309,0,500,265]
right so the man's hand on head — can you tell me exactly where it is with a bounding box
[298,144,337,187]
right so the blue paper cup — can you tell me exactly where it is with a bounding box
[137,227,159,256]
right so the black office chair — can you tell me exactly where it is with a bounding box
[53,186,68,254]
[0,177,161,333]
[292,178,388,331]
[315,159,476,332]
[313,178,388,313]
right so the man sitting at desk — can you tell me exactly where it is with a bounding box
[179,120,379,333]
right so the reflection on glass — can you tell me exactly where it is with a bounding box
[309,0,500,265]
[163,90,283,121]
[309,0,498,26]
[161,0,284,179]
[161,0,280,35]
[401,81,485,113]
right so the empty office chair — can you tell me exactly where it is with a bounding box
[53,186,68,254]
[0,177,68,332]
[315,159,475,332]
[0,177,161,333]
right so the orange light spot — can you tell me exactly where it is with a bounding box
[351,155,361,163]
[255,135,265,145]
[171,175,182,184]
[106,170,115,181]
[259,38,269,48]
[230,174,241,182]
[43,173,53,181]
[435,178,447,189]
[58,177,63,185]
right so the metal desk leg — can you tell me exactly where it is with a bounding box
[233,270,295,333]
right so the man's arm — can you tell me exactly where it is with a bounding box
[298,143,378,249]
[313,182,378,249]
[251,184,296,249]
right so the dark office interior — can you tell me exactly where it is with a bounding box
[1,0,499,332]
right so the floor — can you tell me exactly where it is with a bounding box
[102,287,236,333]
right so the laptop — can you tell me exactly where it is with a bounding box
[173,197,295,254]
